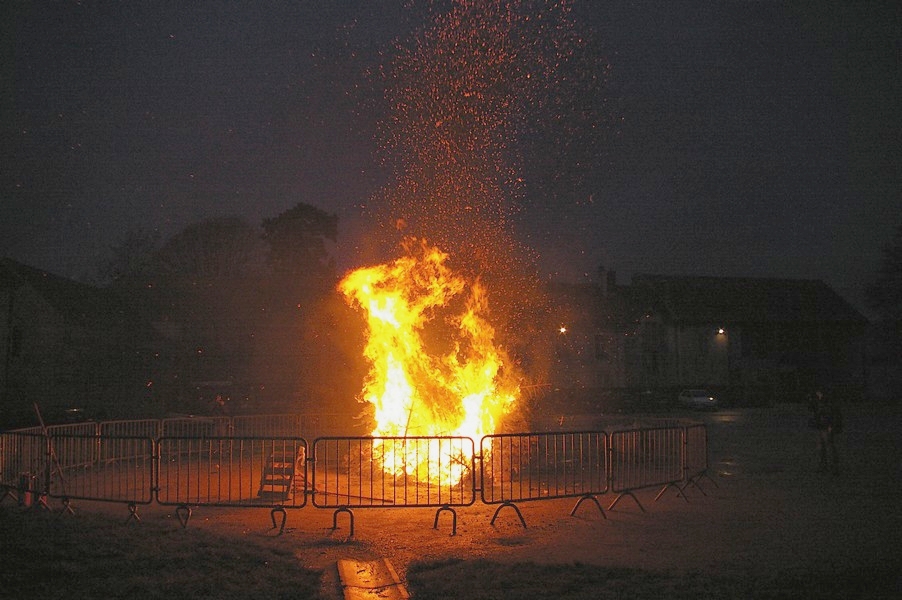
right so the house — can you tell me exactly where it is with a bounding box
[0,258,152,428]
[546,269,869,406]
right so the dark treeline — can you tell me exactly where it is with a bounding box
[89,203,367,422]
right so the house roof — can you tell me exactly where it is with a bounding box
[630,274,868,326]
[0,257,127,328]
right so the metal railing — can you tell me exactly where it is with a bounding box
[100,419,162,440]
[231,413,353,440]
[156,436,307,530]
[312,436,475,535]
[161,416,232,438]
[0,414,711,536]
[0,431,46,506]
[682,423,716,494]
[481,431,608,526]
[48,425,102,470]
[49,435,155,520]
[608,426,685,512]
[157,436,307,506]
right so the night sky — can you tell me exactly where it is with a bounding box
[2,1,899,315]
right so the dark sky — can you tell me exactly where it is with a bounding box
[2,1,900,315]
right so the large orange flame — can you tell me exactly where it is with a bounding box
[339,238,519,482]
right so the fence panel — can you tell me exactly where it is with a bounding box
[299,413,359,439]
[609,426,683,494]
[480,431,608,504]
[0,432,48,495]
[230,414,303,438]
[99,419,161,439]
[156,436,307,508]
[45,422,99,437]
[312,436,476,509]
[46,424,102,470]
[682,423,714,494]
[48,435,154,505]
[161,417,232,438]
[98,420,161,462]
[178,413,356,439]
[2,416,710,521]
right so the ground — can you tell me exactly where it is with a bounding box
[58,403,902,598]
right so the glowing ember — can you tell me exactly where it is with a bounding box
[339,238,519,482]
[335,1,606,484]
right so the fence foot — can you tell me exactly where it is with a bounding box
[433,505,457,535]
[32,494,51,512]
[332,507,354,538]
[0,487,16,506]
[56,496,76,519]
[490,502,527,529]
[655,482,687,503]
[684,470,717,495]
[175,504,192,528]
[570,494,607,519]
[270,507,287,534]
[608,491,645,513]
[125,502,141,524]
[680,477,706,497]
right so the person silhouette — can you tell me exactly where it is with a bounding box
[808,389,842,475]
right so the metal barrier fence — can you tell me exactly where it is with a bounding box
[608,426,685,512]
[0,431,47,507]
[98,420,160,462]
[312,436,475,535]
[0,415,711,536]
[231,413,353,440]
[481,431,608,526]
[48,424,102,470]
[6,412,358,441]
[161,416,232,438]
[49,435,155,520]
[231,414,304,438]
[157,436,307,529]
[682,423,716,494]
[99,419,162,439]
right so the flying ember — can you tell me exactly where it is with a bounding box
[338,238,519,481]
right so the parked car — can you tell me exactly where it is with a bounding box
[678,389,718,410]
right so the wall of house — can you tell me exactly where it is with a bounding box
[0,283,139,428]
[672,324,732,387]
[0,286,13,416]
[1,284,67,425]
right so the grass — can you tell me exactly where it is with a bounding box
[405,558,902,599]
[3,503,899,599]
[0,504,324,599]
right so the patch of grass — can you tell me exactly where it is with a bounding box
[405,559,902,599]
[4,503,899,600]
[0,505,323,599]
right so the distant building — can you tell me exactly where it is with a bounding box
[0,258,152,428]
[547,269,869,406]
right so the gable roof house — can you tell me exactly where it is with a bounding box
[0,258,153,428]
[625,274,869,404]
[546,270,869,408]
